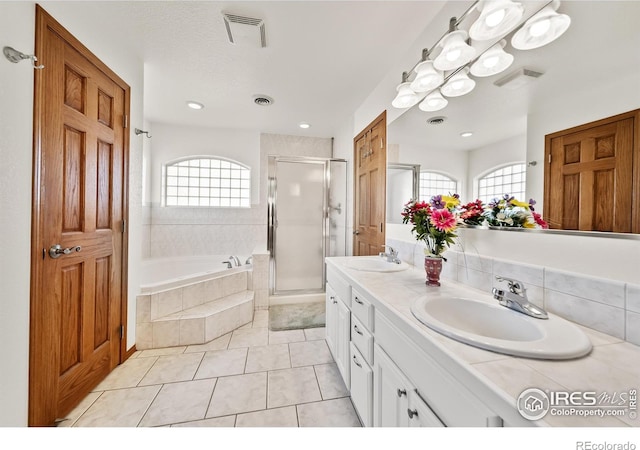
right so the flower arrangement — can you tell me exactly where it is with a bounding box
[483,194,549,229]
[402,194,549,257]
[401,194,460,258]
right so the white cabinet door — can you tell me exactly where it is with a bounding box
[350,342,373,427]
[373,344,412,427]
[408,390,445,427]
[325,284,338,359]
[336,296,351,389]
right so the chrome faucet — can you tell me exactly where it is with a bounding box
[379,245,401,264]
[492,276,548,319]
[229,255,241,267]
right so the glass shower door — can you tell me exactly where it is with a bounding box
[272,159,325,293]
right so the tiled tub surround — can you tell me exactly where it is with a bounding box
[387,237,640,346]
[327,256,640,427]
[137,268,254,349]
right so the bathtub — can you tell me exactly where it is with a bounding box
[139,255,250,294]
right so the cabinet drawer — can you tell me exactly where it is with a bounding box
[350,342,373,427]
[351,288,374,331]
[351,315,373,365]
[327,265,351,307]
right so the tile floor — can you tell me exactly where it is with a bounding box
[60,310,361,427]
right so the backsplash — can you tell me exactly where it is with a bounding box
[387,237,640,346]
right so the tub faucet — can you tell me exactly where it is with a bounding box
[379,245,401,264]
[229,255,241,267]
[492,276,548,319]
[221,260,233,269]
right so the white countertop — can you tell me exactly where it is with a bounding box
[326,256,640,427]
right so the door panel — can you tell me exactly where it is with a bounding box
[545,111,637,232]
[30,6,129,426]
[354,112,386,255]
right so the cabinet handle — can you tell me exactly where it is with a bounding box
[397,389,407,398]
[352,355,362,368]
[353,325,363,336]
[354,297,364,305]
[407,408,418,419]
[330,296,337,304]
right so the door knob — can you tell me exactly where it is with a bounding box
[49,244,82,259]
[353,230,360,235]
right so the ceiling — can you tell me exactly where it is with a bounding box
[388,1,640,152]
[42,1,449,138]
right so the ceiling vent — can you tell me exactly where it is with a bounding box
[494,68,544,90]
[253,95,274,106]
[223,13,266,48]
[427,116,447,125]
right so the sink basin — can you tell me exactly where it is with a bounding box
[344,257,410,273]
[411,296,592,360]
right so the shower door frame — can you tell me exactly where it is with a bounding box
[267,156,347,296]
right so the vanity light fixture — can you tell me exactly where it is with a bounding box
[391,72,420,109]
[433,24,477,71]
[469,0,524,41]
[470,39,513,77]
[411,60,444,93]
[186,101,204,110]
[511,0,571,50]
[418,89,448,112]
[441,68,476,97]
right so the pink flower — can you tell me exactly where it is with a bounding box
[430,208,456,232]
[532,212,549,229]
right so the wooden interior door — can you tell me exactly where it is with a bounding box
[30,6,130,426]
[353,111,386,255]
[544,110,638,233]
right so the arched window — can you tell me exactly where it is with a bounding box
[419,171,459,202]
[163,157,250,207]
[477,163,526,204]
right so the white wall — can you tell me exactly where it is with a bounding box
[526,71,640,209]
[0,1,36,427]
[0,2,144,426]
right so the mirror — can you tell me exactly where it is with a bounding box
[386,163,420,224]
[387,1,640,232]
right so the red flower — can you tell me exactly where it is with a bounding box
[430,208,456,232]
[532,212,549,229]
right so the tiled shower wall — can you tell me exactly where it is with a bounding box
[387,237,640,347]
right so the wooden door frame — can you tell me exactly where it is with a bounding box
[30,4,131,425]
[353,110,387,255]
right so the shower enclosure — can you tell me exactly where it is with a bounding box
[268,156,347,296]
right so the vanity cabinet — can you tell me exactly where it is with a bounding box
[374,343,444,427]
[325,283,351,389]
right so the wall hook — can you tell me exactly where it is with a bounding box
[3,46,45,69]
[135,128,152,138]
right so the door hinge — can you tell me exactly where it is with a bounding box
[119,325,124,340]
[122,219,126,233]
[123,115,128,129]
[380,138,383,149]
[548,153,552,163]
[380,223,383,232]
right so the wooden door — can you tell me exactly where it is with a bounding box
[30,6,129,426]
[354,111,386,255]
[544,110,638,233]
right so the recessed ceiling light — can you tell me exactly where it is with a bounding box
[299,122,311,129]
[461,131,473,138]
[186,101,204,110]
